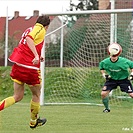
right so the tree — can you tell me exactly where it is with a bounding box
[67,0,98,28]
[70,0,98,11]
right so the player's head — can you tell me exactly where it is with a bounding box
[107,43,122,57]
[36,14,50,27]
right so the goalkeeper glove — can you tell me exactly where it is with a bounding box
[129,72,133,80]
[102,73,111,80]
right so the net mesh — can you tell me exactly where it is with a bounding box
[43,1,133,105]
[44,11,133,105]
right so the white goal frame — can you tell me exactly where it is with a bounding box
[40,8,133,105]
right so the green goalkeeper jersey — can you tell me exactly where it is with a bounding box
[99,57,133,80]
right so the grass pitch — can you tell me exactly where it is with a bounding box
[0,100,133,133]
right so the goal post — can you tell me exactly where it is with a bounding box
[40,8,133,106]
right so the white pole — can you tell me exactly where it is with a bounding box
[40,23,67,105]
[43,9,133,16]
[60,8,64,68]
[110,0,115,44]
[40,42,45,105]
[4,6,8,67]
[109,0,115,97]
[114,13,117,42]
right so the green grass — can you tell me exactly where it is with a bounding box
[1,67,133,132]
[0,96,133,133]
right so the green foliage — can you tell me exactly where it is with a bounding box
[64,26,87,60]
[0,31,19,58]
[0,66,13,96]
[45,41,61,61]
[69,0,98,11]
[44,67,103,103]
[45,24,89,65]
[117,13,131,57]
[79,70,103,100]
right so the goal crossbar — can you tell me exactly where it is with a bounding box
[43,9,133,16]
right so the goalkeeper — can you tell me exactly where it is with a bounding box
[0,15,50,128]
[99,43,133,113]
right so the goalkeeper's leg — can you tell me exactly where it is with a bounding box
[101,90,110,112]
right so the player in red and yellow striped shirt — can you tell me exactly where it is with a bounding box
[0,15,50,129]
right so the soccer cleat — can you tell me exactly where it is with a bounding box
[103,109,110,113]
[30,117,47,129]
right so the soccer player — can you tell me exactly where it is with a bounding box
[0,15,50,128]
[99,43,133,113]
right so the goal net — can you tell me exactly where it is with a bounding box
[41,8,133,106]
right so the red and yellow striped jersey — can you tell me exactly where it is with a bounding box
[9,23,46,70]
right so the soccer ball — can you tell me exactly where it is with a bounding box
[107,43,122,57]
